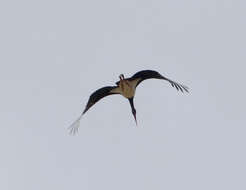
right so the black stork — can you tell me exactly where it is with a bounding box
[69,70,189,134]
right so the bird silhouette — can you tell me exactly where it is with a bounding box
[68,70,189,134]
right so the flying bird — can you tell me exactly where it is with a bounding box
[68,70,189,134]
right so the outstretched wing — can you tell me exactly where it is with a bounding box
[129,70,189,93]
[68,86,120,135]
[82,86,120,115]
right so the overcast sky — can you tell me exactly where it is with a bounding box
[1,0,246,189]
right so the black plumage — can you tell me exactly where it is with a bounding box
[82,86,119,115]
[116,70,189,92]
[68,69,189,134]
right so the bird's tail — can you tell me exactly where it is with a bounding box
[68,114,83,135]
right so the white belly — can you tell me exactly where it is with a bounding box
[110,79,140,98]
[121,82,135,98]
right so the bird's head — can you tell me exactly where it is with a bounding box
[119,74,125,80]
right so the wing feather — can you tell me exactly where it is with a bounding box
[130,70,189,93]
[68,86,119,135]
[82,86,120,114]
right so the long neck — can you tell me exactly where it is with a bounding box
[128,97,137,125]
[128,97,135,112]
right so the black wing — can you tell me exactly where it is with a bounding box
[82,86,120,115]
[69,86,120,135]
[129,70,189,93]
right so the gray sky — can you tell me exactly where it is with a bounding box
[1,0,246,189]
